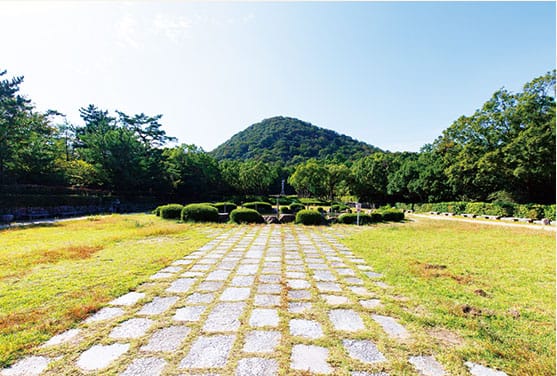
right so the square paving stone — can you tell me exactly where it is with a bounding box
[249,309,279,327]
[287,290,311,300]
[197,281,224,292]
[289,319,324,339]
[237,265,259,275]
[180,335,236,369]
[242,330,281,353]
[350,286,374,296]
[1,356,51,376]
[85,307,124,323]
[236,358,278,376]
[110,292,145,306]
[312,270,337,281]
[351,372,389,376]
[308,263,328,270]
[285,272,306,279]
[172,259,192,266]
[121,357,167,376]
[167,278,196,293]
[42,328,81,347]
[141,326,191,352]
[329,309,365,332]
[323,295,350,305]
[174,306,207,322]
[337,268,356,276]
[220,287,251,301]
[365,271,384,278]
[138,296,178,315]
[186,292,215,304]
[291,344,332,374]
[231,276,255,287]
[204,302,246,332]
[77,343,130,371]
[316,282,342,292]
[465,361,508,376]
[191,264,212,271]
[259,275,280,283]
[109,318,154,339]
[287,279,311,289]
[181,271,205,278]
[375,281,390,289]
[371,315,409,339]
[408,355,447,376]
[360,299,382,309]
[288,302,312,313]
[357,265,374,271]
[257,284,281,294]
[206,270,231,281]
[160,266,182,273]
[343,339,386,364]
[150,272,174,280]
[345,277,364,285]
[262,267,281,274]
[254,294,281,307]
[286,265,305,272]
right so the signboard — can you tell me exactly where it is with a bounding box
[355,203,362,212]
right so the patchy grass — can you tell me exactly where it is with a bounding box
[0,214,215,368]
[341,218,556,376]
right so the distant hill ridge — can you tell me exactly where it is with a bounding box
[210,116,381,164]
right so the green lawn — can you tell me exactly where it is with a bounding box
[0,214,213,368]
[341,218,556,376]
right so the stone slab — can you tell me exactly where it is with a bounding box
[197,281,224,292]
[204,302,246,332]
[181,271,205,278]
[344,277,364,285]
[141,326,191,352]
[186,292,215,304]
[350,286,374,296]
[323,295,350,305]
[77,343,130,371]
[85,307,124,323]
[290,344,332,374]
[166,278,196,293]
[329,309,365,332]
[242,330,281,353]
[231,276,255,287]
[257,284,281,294]
[160,266,182,273]
[258,275,280,283]
[120,357,167,376]
[254,294,281,307]
[288,302,312,313]
[220,287,251,301]
[206,270,231,281]
[312,270,337,281]
[343,339,386,364]
[109,292,145,306]
[287,279,311,289]
[174,306,207,322]
[42,328,81,347]
[1,356,51,376]
[465,362,508,376]
[236,358,278,376]
[287,290,311,300]
[365,271,384,278]
[180,335,236,369]
[409,355,446,376]
[372,315,409,339]
[316,282,342,292]
[109,318,153,339]
[360,299,382,309]
[150,272,174,280]
[289,319,323,339]
[249,308,279,327]
[138,296,178,315]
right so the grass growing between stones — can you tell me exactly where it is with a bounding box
[0,214,213,368]
[341,218,556,376]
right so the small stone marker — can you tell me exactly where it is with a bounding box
[109,318,153,339]
[85,307,124,323]
[141,326,190,352]
[259,275,280,283]
[180,335,235,369]
[76,343,130,371]
[166,278,196,293]
[289,319,324,339]
[290,344,332,374]
[204,302,246,332]
[236,358,278,376]
[120,357,167,376]
[465,362,508,376]
[329,309,365,332]
[109,291,145,306]
[242,330,281,353]
[249,308,279,327]
[372,315,409,339]
[42,328,81,347]
[1,356,51,376]
[409,355,446,376]
[138,296,178,315]
[343,339,386,364]
[174,306,207,322]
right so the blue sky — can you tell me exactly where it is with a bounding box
[1,1,555,152]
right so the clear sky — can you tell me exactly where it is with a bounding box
[1,1,555,152]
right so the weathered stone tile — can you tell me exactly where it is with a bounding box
[290,345,332,374]
[288,302,312,313]
[343,339,386,364]
[141,326,191,352]
[287,279,311,289]
[360,299,382,309]
[365,271,384,278]
[329,309,365,332]
[409,355,446,376]
[204,302,246,332]
[138,296,178,315]
[197,281,224,292]
[465,362,508,376]
[172,259,192,266]
[289,319,323,339]
[109,318,153,339]
[337,268,356,276]
[308,263,328,270]
[351,372,389,376]
[372,315,409,339]
[231,276,255,287]
[316,282,342,292]
[312,270,336,281]
[249,309,279,327]
[375,281,390,289]
[220,287,251,301]
[1,356,51,376]
[186,292,215,304]
[110,292,145,306]
[121,357,167,376]
[181,271,205,278]
[259,275,280,283]
[236,358,278,376]
[85,307,125,323]
[191,264,212,271]
[344,277,364,285]
[242,330,281,353]
[349,286,374,296]
[150,272,174,280]
[254,294,281,307]
[166,278,196,293]
[180,335,236,369]
[76,343,130,371]
[206,270,231,281]
[357,264,374,271]
[174,306,207,322]
[285,271,306,279]
[236,264,259,275]
[42,328,81,347]
[287,290,311,300]
[257,284,281,294]
[160,266,182,273]
[262,267,281,274]
[285,265,305,272]
[323,295,349,305]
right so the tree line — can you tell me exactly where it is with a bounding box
[0,69,554,205]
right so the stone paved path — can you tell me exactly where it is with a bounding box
[2,225,508,376]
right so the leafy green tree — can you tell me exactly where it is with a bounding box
[288,159,329,198]
[238,160,277,195]
[351,152,398,203]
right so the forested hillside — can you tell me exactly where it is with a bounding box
[211,116,381,164]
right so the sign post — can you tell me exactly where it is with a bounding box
[355,203,362,226]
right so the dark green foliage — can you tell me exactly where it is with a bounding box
[378,209,405,222]
[242,201,274,214]
[180,204,218,222]
[229,208,264,224]
[279,206,291,214]
[299,198,328,205]
[211,116,381,165]
[316,207,325,214]
[159,204,184,219]
[337,213,374,225]
[544,205,556,221]
[410,201,555,220]
[153,206,162,216]
[295,209,325,225]
[289,203,306,212]
[212,202,237,213]
[330,204,350,213]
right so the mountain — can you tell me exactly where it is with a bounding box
[210,116,381,164]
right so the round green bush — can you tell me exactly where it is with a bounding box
[380,209,405,222]
[181,204,219,222]
[279,206,291,214]
[295,209,324,225]
[337,213,373,225]
[159,204,184,219]
[230,208,264,224]
[370,212,383,222]
[152,206,162,216]
[212,202,237,213]
[330,204,350,213]
[289,203,306,213]
[243,201,274,214]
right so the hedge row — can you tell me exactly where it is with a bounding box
[396,202,555,220]
[230,208,264,224]
[337,210,404,224]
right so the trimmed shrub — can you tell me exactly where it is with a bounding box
[370,212,383,222]
[230,208,264,224]
[212,202,237,213]
[152,206,162,216]
[159,204,184,220]
[337,213,373,225]
[243,201,274,214]
[295,209,325,225]
[279,206,291,214]
[380,209,405,222]
[516,204,546,220]
[289,203,306,213]
[181,204,219,222]
[544,205,556,221]
[299,198,328,206]
[316,207,325,214]
[330,204,350,213]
